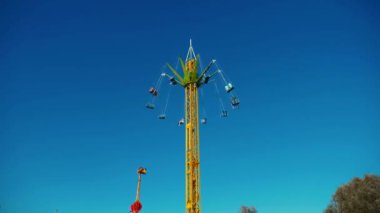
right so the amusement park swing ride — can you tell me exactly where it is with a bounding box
[131,40,239,213]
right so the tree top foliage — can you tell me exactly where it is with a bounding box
[325,174,380,213]
[240,206,257,213]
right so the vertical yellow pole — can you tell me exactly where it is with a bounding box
[185,62,201,213]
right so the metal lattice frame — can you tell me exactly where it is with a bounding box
[185,82,201,213]
[166,40,218,213]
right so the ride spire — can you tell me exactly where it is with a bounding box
[145,40,240,213]
[186,39,196,62]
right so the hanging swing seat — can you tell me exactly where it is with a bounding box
[169,77,177,85]
[149,87,159,96]
[221,110,228,118]
[158,114,166,119]
[231,96,240,109]
[199,75,210,85]
[178,118,185,126]
[201,118,207,124]
[225,83,234,93]
[145,103,155,109]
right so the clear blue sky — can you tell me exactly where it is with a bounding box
[1,0,379,212]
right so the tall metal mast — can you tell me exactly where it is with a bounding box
[184,40,201,213]
[166,40,219,213]
[130,167,147,213]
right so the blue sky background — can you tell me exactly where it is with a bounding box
[1,0,379,212]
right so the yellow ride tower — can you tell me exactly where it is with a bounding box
[161,40,223,213]
[165,40,220,213]
[185,59,201,213]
